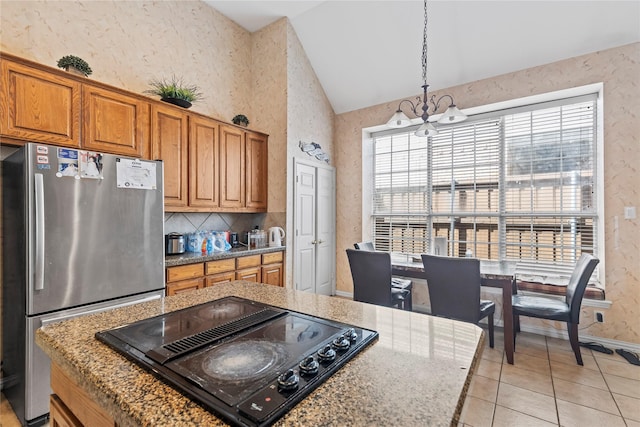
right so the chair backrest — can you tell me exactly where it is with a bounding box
[566,253,599,323]
[354,241,375,251]
[346,249,393,307]
[421,254,482,323]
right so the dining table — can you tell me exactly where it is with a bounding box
[392,256,517,364]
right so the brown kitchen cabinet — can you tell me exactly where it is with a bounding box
[82,84,149,158]
[245,131,268,210]
[50,362,115,427]
[165,251,284,295]
[262,264,283,287]
[150,104,189,208]
[0,58,81,147]
[261,252,284,287]
[188,115,219,208]
[151,109,222,211]
[219,124,245,209]
[206,272,236,286]
[50,394,82,427]
[165,263,205,296]
[219,125,268,212]
[236,266,261,282]
[205,258,236,286]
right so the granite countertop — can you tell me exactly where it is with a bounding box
[165,246,285,267]
[36,282,484,427]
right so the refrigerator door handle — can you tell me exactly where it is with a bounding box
[34,173,45,291]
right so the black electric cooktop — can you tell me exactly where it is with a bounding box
[96,296,378,427]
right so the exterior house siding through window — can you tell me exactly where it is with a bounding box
[371,93,598,283]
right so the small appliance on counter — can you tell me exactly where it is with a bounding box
[229,232,239,248]
[248,229,267,249]
[268,227,285,247]
[165,233,186,255]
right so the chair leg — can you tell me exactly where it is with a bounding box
[512,314,518,349]
[568,322,583,366]
[488,313,494,348]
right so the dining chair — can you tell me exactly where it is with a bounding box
[346,249,411,310]
[353,241,375,251]
[352,242,413,310]
[421,254,495,347]
[512,253,599,365]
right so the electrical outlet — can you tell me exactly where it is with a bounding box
[595,311,605,323]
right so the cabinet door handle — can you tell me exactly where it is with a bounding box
[317,240,324,244]
[311,240,317,245]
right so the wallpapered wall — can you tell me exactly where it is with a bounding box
[335,43,640,343]
[0,2,333,288]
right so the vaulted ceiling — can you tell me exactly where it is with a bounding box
[206,1,640,114]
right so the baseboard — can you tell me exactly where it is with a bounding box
[518,323,640,353]
[334,290,352,299]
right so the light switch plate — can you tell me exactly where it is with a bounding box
[624,206,636,219]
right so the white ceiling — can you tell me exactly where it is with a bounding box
[206,1,640,114]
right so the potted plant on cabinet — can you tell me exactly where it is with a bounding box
[232,114,249,127]
[144,76,203,109]
[56,55,92,77]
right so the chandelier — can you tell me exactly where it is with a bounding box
[386,0,467,136]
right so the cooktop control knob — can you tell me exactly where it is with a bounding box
[345,328,358,342]
[299,356,319,376]
[277,369,299,391]
[332,335,350,352]
[317,344,336,362]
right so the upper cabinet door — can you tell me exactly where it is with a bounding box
[189,116,219,208]
[0,59,81,147]
[219,124,245,209]
[151,104,189,208]
[245,131,268,211]
[82,84,149,157]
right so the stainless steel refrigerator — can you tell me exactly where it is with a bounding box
[2,143,165,426]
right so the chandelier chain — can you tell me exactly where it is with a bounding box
[422,0,428,86]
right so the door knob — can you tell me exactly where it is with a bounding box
[317,240,324,244]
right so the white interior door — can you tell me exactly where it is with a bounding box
[315,166,335,295]
[294,159,335,295]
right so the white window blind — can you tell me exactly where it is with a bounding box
[371,94,599,282]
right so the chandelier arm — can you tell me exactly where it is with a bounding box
[429,94,456,114]
[397,98,419,116]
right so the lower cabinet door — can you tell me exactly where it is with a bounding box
[236,267,261,282]
[166,278,204,295]
[50,395,82,427]
[206,272,235,286]
[262,263,283,287]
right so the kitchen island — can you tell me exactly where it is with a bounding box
[36,281,484,426]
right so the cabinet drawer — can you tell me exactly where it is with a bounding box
[206,259,236,275]
[236,255,261,269]
[166,263,204,282]
[262,252,283,264]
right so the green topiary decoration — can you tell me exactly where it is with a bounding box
[56,55,92,76]
[232,114,249,127]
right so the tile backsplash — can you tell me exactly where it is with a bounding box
[164,212,266,236]
[163,211,286,239]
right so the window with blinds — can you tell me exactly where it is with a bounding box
[371,94,599,281]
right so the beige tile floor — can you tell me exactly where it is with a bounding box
[460,330,640,427]
[1,331,638,427]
